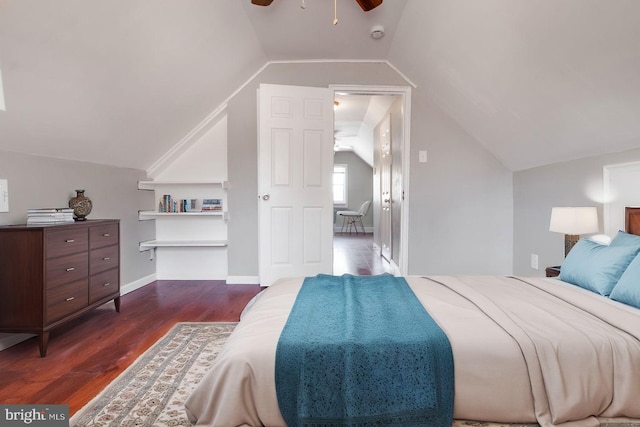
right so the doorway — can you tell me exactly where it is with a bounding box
[256,84,411,285]
[330,86,411,275]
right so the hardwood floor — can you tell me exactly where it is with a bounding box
[0,235,388,415]
[333,232,394,276]
[0,280,262,415]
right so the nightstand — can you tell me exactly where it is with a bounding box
[545,266,561,278]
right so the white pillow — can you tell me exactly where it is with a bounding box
[588,234,612,245]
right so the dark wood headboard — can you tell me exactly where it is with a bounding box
[625,207,640,236]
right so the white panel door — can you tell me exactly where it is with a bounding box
[258,84,334,286]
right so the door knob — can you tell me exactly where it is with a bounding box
[262,194,270,201]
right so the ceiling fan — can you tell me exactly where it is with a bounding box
[251,0,383,12]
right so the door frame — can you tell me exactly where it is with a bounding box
[330,84,412,275]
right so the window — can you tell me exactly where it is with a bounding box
[333,164,347,206]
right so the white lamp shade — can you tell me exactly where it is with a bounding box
[549,207,599,235]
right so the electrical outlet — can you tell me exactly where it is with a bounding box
[531,254,539,270]
[0,179,8,212]
[418,150,428,163]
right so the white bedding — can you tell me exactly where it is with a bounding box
[184,275,640,427]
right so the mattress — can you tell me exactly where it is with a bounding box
[184,275,640,427]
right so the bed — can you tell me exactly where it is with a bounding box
[184,208,640,427]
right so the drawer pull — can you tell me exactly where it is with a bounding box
[103,233,111,237]
[65,239,75,243]
[65,297,75,302]
[103,257,111,261]
[65,267,75,272]
[103,282,111,287]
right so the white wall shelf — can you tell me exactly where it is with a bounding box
[139,240,227,250]
[138,210,227,220]
[138,180,228,190]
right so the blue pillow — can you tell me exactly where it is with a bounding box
[560,239,640,296]
[610,253,640,308]
[609,230,640,249]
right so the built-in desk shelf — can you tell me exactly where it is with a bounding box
[139,240,228,250]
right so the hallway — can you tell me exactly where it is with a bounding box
[333,233,395,276]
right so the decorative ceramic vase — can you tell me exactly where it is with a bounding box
[69,189,92,221]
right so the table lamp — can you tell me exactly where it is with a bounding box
[549,207,599,257]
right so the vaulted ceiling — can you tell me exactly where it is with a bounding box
[1,0,639,172]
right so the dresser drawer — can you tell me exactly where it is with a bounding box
[89,268,119,304]
[46,228,88,258]
[46,252,89,289]
[46,279,88,323]
[90,223,119,250]
[90,245,119,275]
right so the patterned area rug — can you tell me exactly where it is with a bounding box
[70,322,639,427]
[70,322,236,427]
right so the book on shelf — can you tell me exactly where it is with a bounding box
[201,198,222,211]
[172,198,197,212]
[158,196,201,213]
[159,194,172,213]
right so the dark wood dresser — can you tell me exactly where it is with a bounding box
[0,219,120,356]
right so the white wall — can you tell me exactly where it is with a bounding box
[603,162,640,237]
[150,115,229,280]
[407,93,513,275]
[513,147,640,276]
[225,62,514,279]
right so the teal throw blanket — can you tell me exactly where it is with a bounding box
[275,274,454,427]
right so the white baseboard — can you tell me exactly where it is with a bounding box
[226,276,261,285]
[121,273,157,295]
[155,273,228,280]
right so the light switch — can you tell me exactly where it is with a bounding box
[418,150,428,163]
[0,179,8,212]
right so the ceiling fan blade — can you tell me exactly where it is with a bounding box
[354,0,382,12]
[251,0,274,6]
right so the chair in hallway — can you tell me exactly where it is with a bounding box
[337,200,371,234]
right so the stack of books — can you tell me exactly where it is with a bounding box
[27,208,75,225]
[201,199,222,211]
